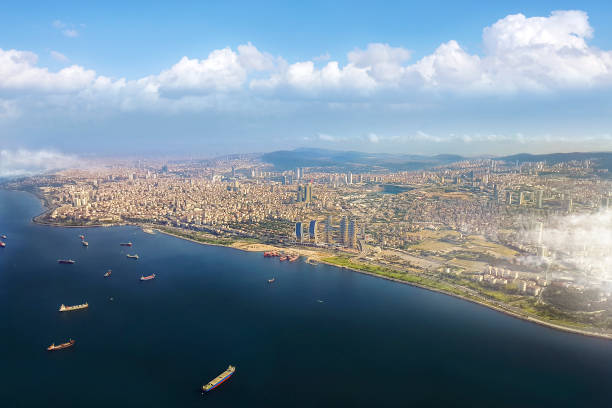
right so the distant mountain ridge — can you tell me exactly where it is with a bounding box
[498,151,612,165]
[262,148,612,172]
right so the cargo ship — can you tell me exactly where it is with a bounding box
[47,339,75,351]
[202,365,235,392]
[268,278,275,283]
[59,302,88,312]
[58,259,75,264]
[140,274,155,281]
[0,241,5,248]
[126,254,139,259]
[82,241,89,247]
[104,269,112,277]
[120,242,133,247]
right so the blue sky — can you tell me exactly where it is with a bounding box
[2,1,612,157]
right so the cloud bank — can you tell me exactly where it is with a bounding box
[527,210,612,280]
[1,10,611,115]
[0,149,81,177]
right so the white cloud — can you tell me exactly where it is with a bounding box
[313,52,331,62]
[525,210,612,280]
[0,149,81,177]
[62,29,79,38]
[1,10,612,115]
[50,50,69,62]
[0,48,96,93]
[155,48,246,96]
[318,133,337,142]
[52,20,79,38]
[367,133,380,143]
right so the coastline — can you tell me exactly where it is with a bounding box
[123,225,612,340]
[20,188,612,341]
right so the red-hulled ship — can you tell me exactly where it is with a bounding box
[79,235,85,240]
[104,270,112,277]
[279,255,288,261]
[0,241,5,248]
[140,274,156,281]
[288,255,299,262]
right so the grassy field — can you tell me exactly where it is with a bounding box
[321,256,474,298]
[157,226,236,246]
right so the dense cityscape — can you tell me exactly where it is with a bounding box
[7,152,612,336]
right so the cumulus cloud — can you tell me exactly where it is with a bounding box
[0,149,82,177]
[1,10,611,114]
[0,48,96,93]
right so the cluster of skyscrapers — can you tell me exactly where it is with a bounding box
[295,216,358,249]
[297,184,312,203]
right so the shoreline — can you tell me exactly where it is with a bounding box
[19,188,612,341]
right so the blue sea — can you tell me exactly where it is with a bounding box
[1,189,612,407]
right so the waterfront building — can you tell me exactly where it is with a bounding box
[348,219,357,248]
[295,222,303,243]
[325,215,332,243]
[340,216,348,246]
[309,220,318,242]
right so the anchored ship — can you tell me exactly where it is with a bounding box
[202,365,235,392]
[104,270,112,277]
[58,259,75,264]
[268,278,275,283]
[288,255,299,262]
[140,274,155,281]
[59,302,88,312]
[79,235,85,240]
[47,339,75,351]
[82,241,89,247]
[263,251,279,257]
[1,234,6,239]
[0,241,5,248]
[126,254,139,259]
[120,242,133,247]
[279,255,288,261]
